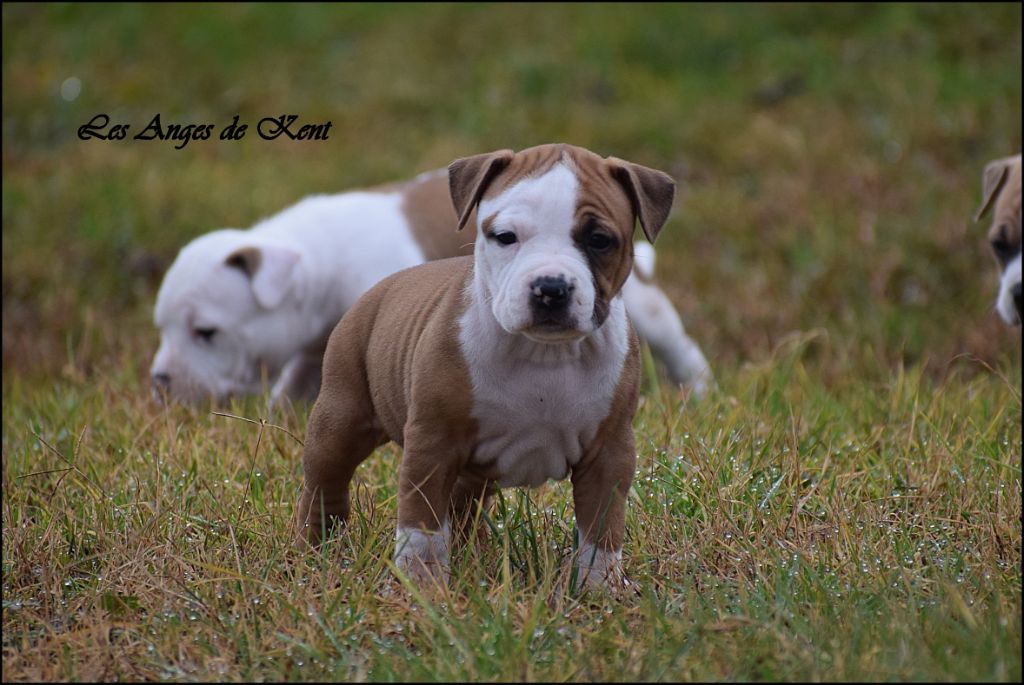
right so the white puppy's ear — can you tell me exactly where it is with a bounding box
[607,158,676,244]
[448,149,515,231]
[225,244,301,309]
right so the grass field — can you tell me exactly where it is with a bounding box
[2,3,1021,681]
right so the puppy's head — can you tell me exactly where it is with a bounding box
[976,154,1022,326]
[151,230,302,404]
[448,143,674,343]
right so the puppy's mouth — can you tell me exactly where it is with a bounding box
[151,386,171,406]
[151,388,233,409]
[520,320,588,344]
[149,377,239,408]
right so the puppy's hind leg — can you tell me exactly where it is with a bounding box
[622,244,714,396]
[449,475,496,542]
[293,389,386,546]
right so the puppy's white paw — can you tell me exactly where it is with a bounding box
[575,541,630,593]
[394,524,451,588]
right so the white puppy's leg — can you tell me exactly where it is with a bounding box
[269,353,324,409]
[623,243,714,396]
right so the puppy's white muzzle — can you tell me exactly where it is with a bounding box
[997,252,1022,326]
[491,250,595,341]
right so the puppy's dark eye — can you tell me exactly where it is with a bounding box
[489,231,518,246]
[587,232,615,252]
[991,226,1016,261]
[195,327,217,343]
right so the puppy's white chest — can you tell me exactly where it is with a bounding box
[459,299,629,488]
[470,366,606,487]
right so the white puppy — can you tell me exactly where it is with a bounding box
[151,191,428,404]
[151,169,714,406]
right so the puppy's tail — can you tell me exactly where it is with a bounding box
[633,241,657,280]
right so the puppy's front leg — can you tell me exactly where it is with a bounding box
[394,424,467,587]
[269,352,324,409]
[570,437,637,592]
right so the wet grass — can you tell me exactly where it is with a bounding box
[2,345,1020,681]
[2,2,1022,681]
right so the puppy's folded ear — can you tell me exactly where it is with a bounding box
[448,149,515,231]
[607,158,676,244]
[225,244,301,309]
[975,156,1014,222]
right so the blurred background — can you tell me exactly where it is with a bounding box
[3,3,1021,391]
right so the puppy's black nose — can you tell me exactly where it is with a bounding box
[152,372,171,389]
[1013,282,1022,319]
[530,276,573,309]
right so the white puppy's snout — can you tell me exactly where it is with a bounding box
[1009,283,1023,326]
[150,371,172,405]
[997,252,1023,326]
[150,345,171,389]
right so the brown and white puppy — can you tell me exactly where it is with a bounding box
[294,144,671,591]
[976,154,1022,326]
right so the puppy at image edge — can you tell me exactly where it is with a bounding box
[294,143,675,592]
[976,153,1022,326]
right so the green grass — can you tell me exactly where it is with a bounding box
[2,3,1021,681]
